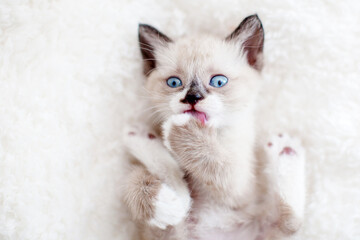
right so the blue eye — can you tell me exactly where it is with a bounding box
[166,77,182,88]
[209,75,228,88]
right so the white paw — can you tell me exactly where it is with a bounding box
[265,133,305,162]
[124,124,159,150]
[124,125,158,140]
[265,133,305,181]
[265,133,306,218]
[148,183,191,229]
[162,114,190,150]
[123,124,164,164]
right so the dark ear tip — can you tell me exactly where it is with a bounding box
[138,24,157,39]
[246,14,259,20]
[138,23,150,32]
[244,14,264,35]
[138,23,159,34]
[245,14,262,25]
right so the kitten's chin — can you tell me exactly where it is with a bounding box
[184,110,207,125]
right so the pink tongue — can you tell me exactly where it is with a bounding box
[186,110,207,124]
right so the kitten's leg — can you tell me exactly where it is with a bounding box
[123,126,191,230]
[123,164,161,222]
[162,114,247,205]
[265,134,306,235]
[162,115,224,184]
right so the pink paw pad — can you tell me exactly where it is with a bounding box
[128,131,136,136]
[148,133,156,139]
[267,142,273,147]
[280,146,296,156]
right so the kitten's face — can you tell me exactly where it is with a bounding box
[139,15,264,128]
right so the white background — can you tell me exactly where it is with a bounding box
[0,0,359,239]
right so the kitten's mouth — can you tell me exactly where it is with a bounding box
[184,109,207,124]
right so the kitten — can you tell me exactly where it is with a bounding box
[123,14,306,240]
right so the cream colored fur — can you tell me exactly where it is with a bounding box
[2,1,359,240]
[123,16,306,240]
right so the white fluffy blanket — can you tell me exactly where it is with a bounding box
[1,0,359,239]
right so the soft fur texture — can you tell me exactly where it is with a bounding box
[123,15,305,240]
[0,0,359,240]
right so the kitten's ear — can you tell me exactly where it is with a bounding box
[226,14,264,71]
[138,24,172,76]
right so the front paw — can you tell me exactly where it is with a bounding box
[265,133,306,220]
[148,183,191,229]
[265,133,305,186]
[123,125,161,159]
[265,134,304,157]
[162,114,212,153]
[265,133,305,172]
[162,114,191,151]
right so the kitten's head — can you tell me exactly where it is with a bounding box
[139,15,264,128]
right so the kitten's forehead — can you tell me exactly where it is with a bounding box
[156,35,240,78]
[174,36,219,61]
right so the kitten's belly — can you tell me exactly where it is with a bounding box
[186,200,261,240]
[193,226,259,240]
